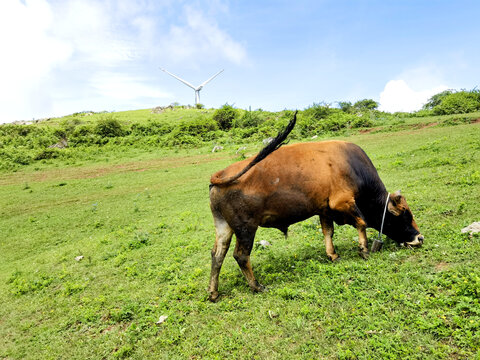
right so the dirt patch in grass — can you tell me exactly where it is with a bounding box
[418,122,439,129]
[359,121,439,134]
[359,128,377,134]
[434,262,451,272]
[0,153,229,186]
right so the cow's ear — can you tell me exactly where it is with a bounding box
[393,190,402,204]
[388,191,403,216]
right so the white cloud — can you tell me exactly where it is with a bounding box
[379,80,449,112]
[378,65,451,112]
[162,5,247,65]
[91,72,171,101]
[52,1,139,66]
[379,70,450,114]
[0,0,246,122]
[0,0,72,122]
[49,73,173,115]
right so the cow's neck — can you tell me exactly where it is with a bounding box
[357,188,389,231]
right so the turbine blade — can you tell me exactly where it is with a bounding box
[160,68,196,90]
[199,69,224,88]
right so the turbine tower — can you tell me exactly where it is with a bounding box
[160,68,224,105]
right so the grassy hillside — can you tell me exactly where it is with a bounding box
[2,105,479,172]
[0,108,479,359]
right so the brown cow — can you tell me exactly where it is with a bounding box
[208,113,423,301]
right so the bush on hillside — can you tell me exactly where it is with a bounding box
[338,101,354,113]
[423,90,455,110]
[34,148,64,160]
[298,110,372,136]
[213,104,238,130]
[432,90,480,115]
[338,99,379,113]
[237,110,263,128]
[413,109,434,117]
[320,112,360,131]
[161,133,202,147]
[303,102,334,120]
[0,149,33,166]
[353,99,379,111]
[58,118,83,136]
[94,116,127,137]
[0,124,45,139]
[350,114,374,128]
[174,116,218,140]
[131,122,173,136]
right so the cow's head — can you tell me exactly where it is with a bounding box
[383,191,424,247]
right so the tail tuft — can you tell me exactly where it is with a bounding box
[210,111,297,186]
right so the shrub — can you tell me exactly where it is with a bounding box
[162,133,201,147]
[213,104,238,130]
[320,112,353,131]
[413,109,434,117]
[298,111,371,135]
[58,117,83,135]
[303,102,334,120]
[176,116,218,138]
[423,90,455,110]
[237,110,263,128]
[94,116,127,137]
[131,122,173,136]
[338,101,354,113]
[10,151,33,165]
[231,127,259,139]
[350,114,374,128]
[297,113,318,137]
[69,125,101,146]
[353,98,379,111]
[432,90,480,115]
[53,128,67,139]
[72,124,94,137]
[0,124,46,140]
[34,148,63,160]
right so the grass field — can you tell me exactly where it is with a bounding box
[1,117,479,359]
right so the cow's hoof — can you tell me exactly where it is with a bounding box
[251,281,265,293]
[208,291,220,302]
[329,254,340,262]
[359,250,370,260]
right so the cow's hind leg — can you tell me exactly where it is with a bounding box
[233,227,264,293]
[208,216,234,302]
[320,216,339,261]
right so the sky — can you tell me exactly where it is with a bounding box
[1,0,479,123]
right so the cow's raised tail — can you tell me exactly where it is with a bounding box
[210,111,297,187]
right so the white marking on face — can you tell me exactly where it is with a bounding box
[272,177,280,185]
[405,234,424,247]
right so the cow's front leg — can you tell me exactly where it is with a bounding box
[233,228,264,293]
[320,216,339,261]
[356,220,369,259]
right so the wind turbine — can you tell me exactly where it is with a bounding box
[160,68,224,105]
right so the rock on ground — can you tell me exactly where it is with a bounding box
[461,222,480,234]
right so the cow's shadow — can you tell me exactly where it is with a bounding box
[215,235,397,300]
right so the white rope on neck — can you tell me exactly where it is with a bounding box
[378,192,390,243]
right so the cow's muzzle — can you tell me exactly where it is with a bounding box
[403,234,424,247]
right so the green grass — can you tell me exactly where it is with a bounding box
[0,117,479,359]
[51,107,218,126]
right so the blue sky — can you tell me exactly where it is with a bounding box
[1,0,479,123]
